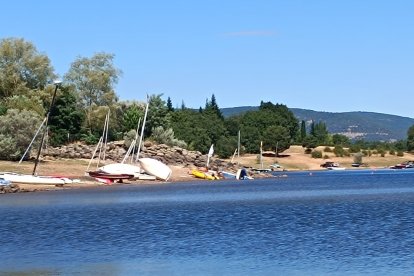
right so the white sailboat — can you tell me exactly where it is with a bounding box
[2,81,79,185]
[87,97,170,182]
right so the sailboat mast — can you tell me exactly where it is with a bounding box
[237,130,240,163]
[32,81,61,176]
[102,110,110,162]
[260,141,263,169]
[135,96,149,162]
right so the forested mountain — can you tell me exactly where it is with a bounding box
[221,107,414,141]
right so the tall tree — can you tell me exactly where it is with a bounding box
[146,94,170,137]
[121,102,145,133]
[310,121,329,145]
[205,94,223,119]
[262,125,291,153]
[332,134,350,147]
[0,37,55,99]
[300,120,307,142]
[64,53,122,134]
[64,52,121,108]
[166,96,174,112]
[48,86,85,146]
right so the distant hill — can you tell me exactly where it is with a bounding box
[220,106,414,141]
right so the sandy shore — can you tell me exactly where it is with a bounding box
[2,146,414,193]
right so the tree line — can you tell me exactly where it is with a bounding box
[1,37,414,161]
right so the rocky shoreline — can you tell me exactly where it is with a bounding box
[0,183,20,194]
[43,140,238,172]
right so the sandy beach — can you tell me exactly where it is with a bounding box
[1,146,413,192]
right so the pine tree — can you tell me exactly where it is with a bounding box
[166,97,174,112]
[300,120,307,142]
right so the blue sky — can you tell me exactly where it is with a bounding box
[1,1,413,118]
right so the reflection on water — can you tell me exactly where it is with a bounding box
[1,169,414,275]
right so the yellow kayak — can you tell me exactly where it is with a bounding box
[191,169,218,180]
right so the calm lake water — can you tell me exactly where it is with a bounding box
[1,169,414,275]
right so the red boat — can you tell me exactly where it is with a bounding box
[87,171,134,183]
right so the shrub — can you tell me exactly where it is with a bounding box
[397,151,404,157]
[333,146,345,157]
[0,134,20,160]
[304,148,312,154]
[123,129,139,150]
[0,109,42,160]
[151,126,187,148]
[324,146,332,152]
[349,145,361,153]
[323,154,330,159]
[389,150,395,155]
[377,149,386,157]
[80,133,99,145]
[353,152,363,164]
[311,150,322,158]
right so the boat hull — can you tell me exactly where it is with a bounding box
[138,158,172,181]
[191,169,217,180]
[0,173,69,185]
[98,163,142,177]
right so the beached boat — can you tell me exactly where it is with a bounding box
[138,158,172,181]
[390,161,414,169]
[5,81,79,186]
[0,177,11,186]
[236,168,253,180]
[0,172,74,185]
[326,166,346,170]
[87,170,135,184]
[96,163,142,177]
[220,171,237,179]
[321,161,345,170]
[191,169,218,180]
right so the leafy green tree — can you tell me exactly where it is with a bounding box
[300,120,306,142]
[0,38,55,99]
[394,140,407,152]
[215,135,238,159]
[48,86,85,146]
[234,102,298,153]
[224,116,242,137]
[64,53,121,135]
[302,135,318,151]
[310,121,329,145]
[121,102,144,133]
[262,125,291,154]
[64,52,121,107]
[146,94,170,138]
[332,134,350,147]
[189,127,211,153]
[205,94,223,119]
[4,94,45,116]
[166,96,174,112]
[258,102,299,139]
[407,125,414,152]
